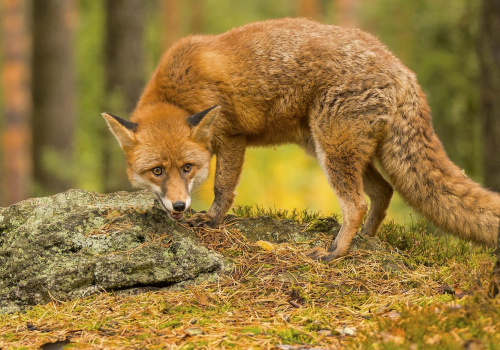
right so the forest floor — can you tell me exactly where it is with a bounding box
[1,206,499,349]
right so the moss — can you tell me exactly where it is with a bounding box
[277,328,315,344]
[242,326,262,335]
[306,216,341,233]
[159,320,183,329]
[231,204,321,223]
[378,220,493,268]
[226,215,323,244]
[359,291,500,349]
[289,285,309,304]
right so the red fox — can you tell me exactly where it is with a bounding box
[103,18,500,261]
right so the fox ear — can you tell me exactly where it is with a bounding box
[102,113,137,151]
[188,105,220,143]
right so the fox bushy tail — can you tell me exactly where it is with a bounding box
[379,88,500,246]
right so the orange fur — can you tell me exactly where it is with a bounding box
[104,18,500,260]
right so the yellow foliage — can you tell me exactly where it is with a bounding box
[255,240,274,252]
[191,145,414,223]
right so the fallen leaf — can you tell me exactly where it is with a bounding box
[256,240,274,251]
[424,334,442,345]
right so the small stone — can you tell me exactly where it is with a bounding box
[335,326,356,336]
[185,327,204,336]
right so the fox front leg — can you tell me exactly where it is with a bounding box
[188,135,246,228]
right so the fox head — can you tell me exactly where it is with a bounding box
[102,103,220,220]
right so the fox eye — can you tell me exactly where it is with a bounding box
[152,167,163,176]
[182,164,192,173]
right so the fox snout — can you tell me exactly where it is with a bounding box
[172,201,186,212]
[157,195,191,220]
[169,201,187,220]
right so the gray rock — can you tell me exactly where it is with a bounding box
[0,189,228,314]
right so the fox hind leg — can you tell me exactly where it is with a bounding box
[308,129,376,261]
[360,163,393,237]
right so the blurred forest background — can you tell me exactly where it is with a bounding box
[1,0,500,224]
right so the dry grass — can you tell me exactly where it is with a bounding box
[0,214,498,349]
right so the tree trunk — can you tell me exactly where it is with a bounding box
[480,0,500,298]
[337,0,358,28]
[32,0,77,196]
[189,0,204,34]
[101,0,145,193]
[161,0,181,50]
[105,0,145,114]
[479,0,500,192]
[490,224,500,297]
[1,0,32,206]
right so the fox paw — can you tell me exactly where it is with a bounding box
[186,212,213,228]
[307,247,342,262]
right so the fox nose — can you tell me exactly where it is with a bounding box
[172,201,186,212]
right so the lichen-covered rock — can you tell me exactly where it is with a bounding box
[0,190,228,314]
